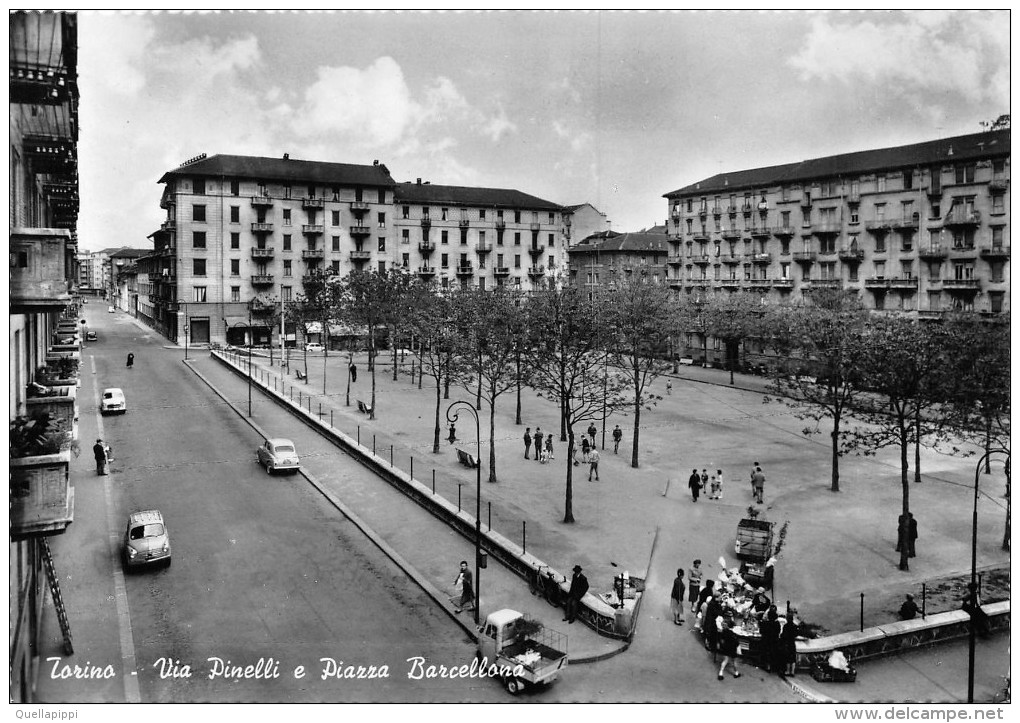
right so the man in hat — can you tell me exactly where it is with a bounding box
[93,438,109,475]
[563,564,589,624]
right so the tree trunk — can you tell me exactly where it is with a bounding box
[830,407,841,492]
[369,329,377,420]
[630,365,641,468]
[1003,467,1011,551]
[443,352,450,400]
[984,418,993,474]
[515,350,522,425]
[563,430,575,523]
[433,376,442,454]
[559,355,567,442]
[913,406,922,484]
[898,420,910,571]
[476,348,483,411]
[488,401,497,483]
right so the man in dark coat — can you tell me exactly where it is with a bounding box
[587,423,597,447]
[703,596,723,653]
[759,606,780,673]
[523,428,532,459]
[533,428,544,463]
[612,425,623,454]
[688,468,702,502]
[93,438,108,475]
[349,361,357,383]
[563,565,589,624]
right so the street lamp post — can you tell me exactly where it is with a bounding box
[183,302,189,361]
[446,400,482,626]
[967,447,1009,703]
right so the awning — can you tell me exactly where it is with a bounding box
[223,316,250,327]
[305,322,323,334]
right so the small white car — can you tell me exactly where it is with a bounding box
[100,388,126,415]
[108,306,115,313]
[256,438,300,475]
[305,343,324,353]
[123,509,171,569]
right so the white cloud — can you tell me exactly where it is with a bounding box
[481,103,518,142]
[552,119,593,153]
[79,13,154,94]
[789,13,1009,105]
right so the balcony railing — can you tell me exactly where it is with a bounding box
[530,223,541,231]
[750,227,771,238]
[773,225,796,237]
[10,228,73,311]
[792,251,817,263]
[475,243,492,254]
[812,222,842,236]
[772,279,794,289]
[864,218,893,232]
[302,224,324,234]
[459,219,470,228]
[302,249,324,260]
[493,266,510,276]
[349,250,372,261]
[251,247,275,258]
[944,209,981,227]
[350,201,370,211]
[251,222,274,233]
[418,242,435,254]
[692,255,711,265]
[988,178,1008,193]
[721,227,741,240]
[456,264,475,276]
[349,225,371,236]
[864,278,890,289]
[888,277,919,289]
[420,218,432,228]
[251,274,275,285]
[495,220,506,229]
[917,245,946,259]
[251,196,273,207]
[750,253,772,265]
[692,229,710,241]
[891,214,920,230]
[667,255,683,266]
[980,245,1010,259]
[528,244,546,256]
[302,198,324,209]
[719,279,741,288]
[160,219,176,232]
[838,248,865,262]
[943,278,981,290]
[417,266,436,277]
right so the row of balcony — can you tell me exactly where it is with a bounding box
[666,277,990,292]
[667,245,1007,264]
[250,196,373,210]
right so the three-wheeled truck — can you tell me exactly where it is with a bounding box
[476,609,568,695]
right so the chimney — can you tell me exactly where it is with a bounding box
[373,159,379,166]
[283,153,290,160]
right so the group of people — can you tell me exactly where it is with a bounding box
[670,559,800,679]
[687,468,725,502]
[522,424,602,481]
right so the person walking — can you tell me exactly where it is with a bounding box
[700,468,709,492]
[612,424,622,454]
[581,436,590,463]
[544,434,554,461]
[717,619,742,680]
[709,474,720,500]
[669,569,685,625]
[451,560,474,613]
[752,465,766,504]
[587,422,597,447]
[666,379,672,395]
[349,361,357,383]
[907,513,918,558]
[688,468,702,502]
[533,428,544,463]
[779,610,801,676]
[126,352,134,369]
[93,438,109,475]
[760,605,781,673]
[588,447,600,481]
[563,565,589,624]
[693,580,715,631]
[750,461,759,497]
[688,559,703,612]
[702,593,723,652]
[523,427,532,459]
[715,469,724,500]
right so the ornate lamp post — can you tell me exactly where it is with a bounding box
[446,400,482,625]
[967,447,1009,703]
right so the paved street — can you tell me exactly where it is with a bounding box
[35,308,506,703]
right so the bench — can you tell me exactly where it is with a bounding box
[294,369,306,381]
[456,448,479,468]
[357,399,373,414]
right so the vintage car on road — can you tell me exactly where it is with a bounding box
[256,438,301,475]
[304,342,324,353]
[123,510,171,569]
[100,388,126,414]
[85,330,98,341]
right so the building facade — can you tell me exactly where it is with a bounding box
[152,154,398,346]
[9,10,80,703]
[567,230,671,301]
[392,180,567,292]
[663,130,1010,324]
[562,202,611,249]
[146,156,569,346]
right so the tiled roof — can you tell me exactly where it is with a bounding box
[394,182,562,210]
[664,129,1011,198]
[571,231,669,254]
[158,154,397,187]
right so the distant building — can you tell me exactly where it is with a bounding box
[567,229,671,301]
[561,202,610,249]
[392,180,567,293]
[663,129,1010,319]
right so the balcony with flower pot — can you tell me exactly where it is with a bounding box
[9,412,77,539]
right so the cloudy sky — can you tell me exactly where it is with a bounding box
[76,10,1009,251]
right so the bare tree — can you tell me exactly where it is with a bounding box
[526,286,628,524]
[603,278,672,468]
[339,270,392,420]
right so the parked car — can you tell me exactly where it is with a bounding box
[304,343,324,353]
[256,438,300,474]
[86,331,98,341]
[108,306,115,313]
[123,509,171,569]
[100,388,126,414]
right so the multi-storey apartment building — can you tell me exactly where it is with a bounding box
[663,130,1010,326]
[152,154,398,345]
[561,202,611,249]
[9,10,80,702]
[567,230,670,301]
[392,180,567,291]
